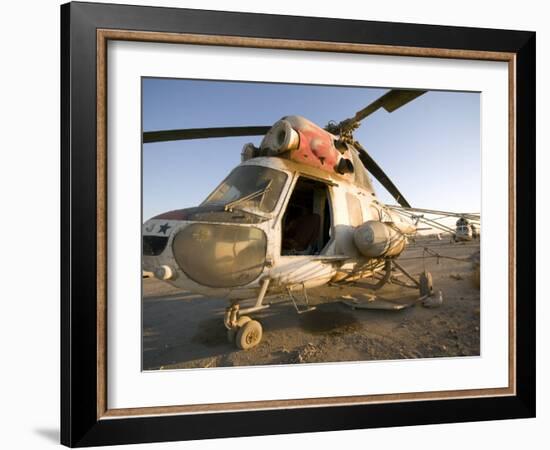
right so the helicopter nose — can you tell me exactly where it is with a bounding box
[171,223,267,288]
[142,219,178,257]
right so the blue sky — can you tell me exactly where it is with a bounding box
[142,78,480,221]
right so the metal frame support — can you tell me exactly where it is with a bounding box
[224,279,271,330]
[237,278,271,315]
[287,283,317,314]
[391,260,421,288]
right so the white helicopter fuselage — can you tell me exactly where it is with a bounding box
[142,156,415,301]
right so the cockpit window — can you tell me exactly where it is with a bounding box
[202,166,288,213]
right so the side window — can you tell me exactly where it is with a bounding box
[346,193,363,227]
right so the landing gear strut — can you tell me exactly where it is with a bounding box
[224,279,270,350]
[341,259,440,310]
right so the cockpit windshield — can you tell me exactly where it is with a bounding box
[202,165,288,213]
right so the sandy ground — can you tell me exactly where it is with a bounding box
[143,238,480,370]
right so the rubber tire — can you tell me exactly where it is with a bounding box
[235,320,263,350]
[226,316,251,343]
[419,271,433,297]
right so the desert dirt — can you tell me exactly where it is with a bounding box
[142,237,480,370]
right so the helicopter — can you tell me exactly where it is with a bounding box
[142,88,476,350]
[454,217,480,241]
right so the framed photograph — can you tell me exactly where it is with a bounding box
[61,1,535,447]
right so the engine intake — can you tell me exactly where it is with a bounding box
[260,119,300,154]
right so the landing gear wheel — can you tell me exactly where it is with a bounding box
[419,271,433,297]
[236,320,263,350]
[227,316,251,343]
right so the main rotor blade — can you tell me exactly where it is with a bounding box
[143,126,272,144]
[389,206,480,222]
[355,143,411,208]
[349,89,427,124]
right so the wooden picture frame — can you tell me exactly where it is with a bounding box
[61,1,535,446]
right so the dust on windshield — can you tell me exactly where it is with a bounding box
[202,165,288,213]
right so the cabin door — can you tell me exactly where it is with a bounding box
[280,177,332,256]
